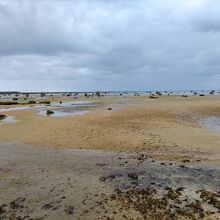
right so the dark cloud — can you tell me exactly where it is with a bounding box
[0,0,220,91]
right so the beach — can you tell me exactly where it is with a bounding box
[0,94,220,219]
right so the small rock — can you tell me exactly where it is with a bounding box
[65,205,74,215]
[128,172,138,180]
[46,110,54,116]
[42,203,53,210]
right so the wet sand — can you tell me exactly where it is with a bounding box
[0,95,220,219]
[0,142,219,219]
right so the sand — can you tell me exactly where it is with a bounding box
[0,95,220,161]
[0,142,219,220]
[0,95,220,219]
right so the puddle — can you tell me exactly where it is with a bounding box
[38,109,90,117]
[0,116,19,124]
[200,116,220,133]
[38,101,97,117]
[0,106,43,112]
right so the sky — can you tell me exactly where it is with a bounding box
[0,0,220,92]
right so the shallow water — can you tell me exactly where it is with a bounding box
[0,105,43,112]
[0,116,19,124]
[200,116,220,133]
[38,109,90,117]
[38,100,96,117]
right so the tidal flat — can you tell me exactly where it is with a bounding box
[0,92,220,219]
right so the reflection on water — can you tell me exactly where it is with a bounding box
[39,101,96,117]
[38,109,90,117]
[1,116,19,124]
[0,106,42,112]
[200,116,220,133]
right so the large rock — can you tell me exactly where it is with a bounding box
[0,115,6,120]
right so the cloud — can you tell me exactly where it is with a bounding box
[0,0,220,91]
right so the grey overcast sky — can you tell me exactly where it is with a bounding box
[0,0,220,91]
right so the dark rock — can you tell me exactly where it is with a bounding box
[165,186,172,191]
[182,160,190,163]
[0,115,6,120]
[46,110,54,116]
[41,203,53,210]
[96,163,106,167]
[149,95,158,99]
[128,172,138,180]
[39,101,51,104]
[108,108,112,110]
[29,101,36,104]
[177,187,185,192]
[0,101,18,105]
[65,205,74,215]
[99,174,116,182]
[10,198,26,209]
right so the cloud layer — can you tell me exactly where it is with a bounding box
[0,0,220,91]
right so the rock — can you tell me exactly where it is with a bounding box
[96,163,106,167]
[108,108,112,110]
[0,101,18,105]
[65,205,74,215]
[165,186,172,191]
[167,190,181,200]
[156,91,162,96]
[128,172,138,180]
[99,174,116,182]
[149,95,158,99]
[0,115,6,120]
[29,101,36,104]
[96,91,101,97]
[59,101,62,104]
[0,206,5,214]
[39,101,51,104]
[41,203,53,210]
[177,187,185,192]
[182,95,188,97]
[10,198,26,209]
[182,160,190,163]
[46,110,54,116]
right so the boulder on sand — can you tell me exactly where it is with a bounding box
[0,115,6,120]
[46,110,54,116]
